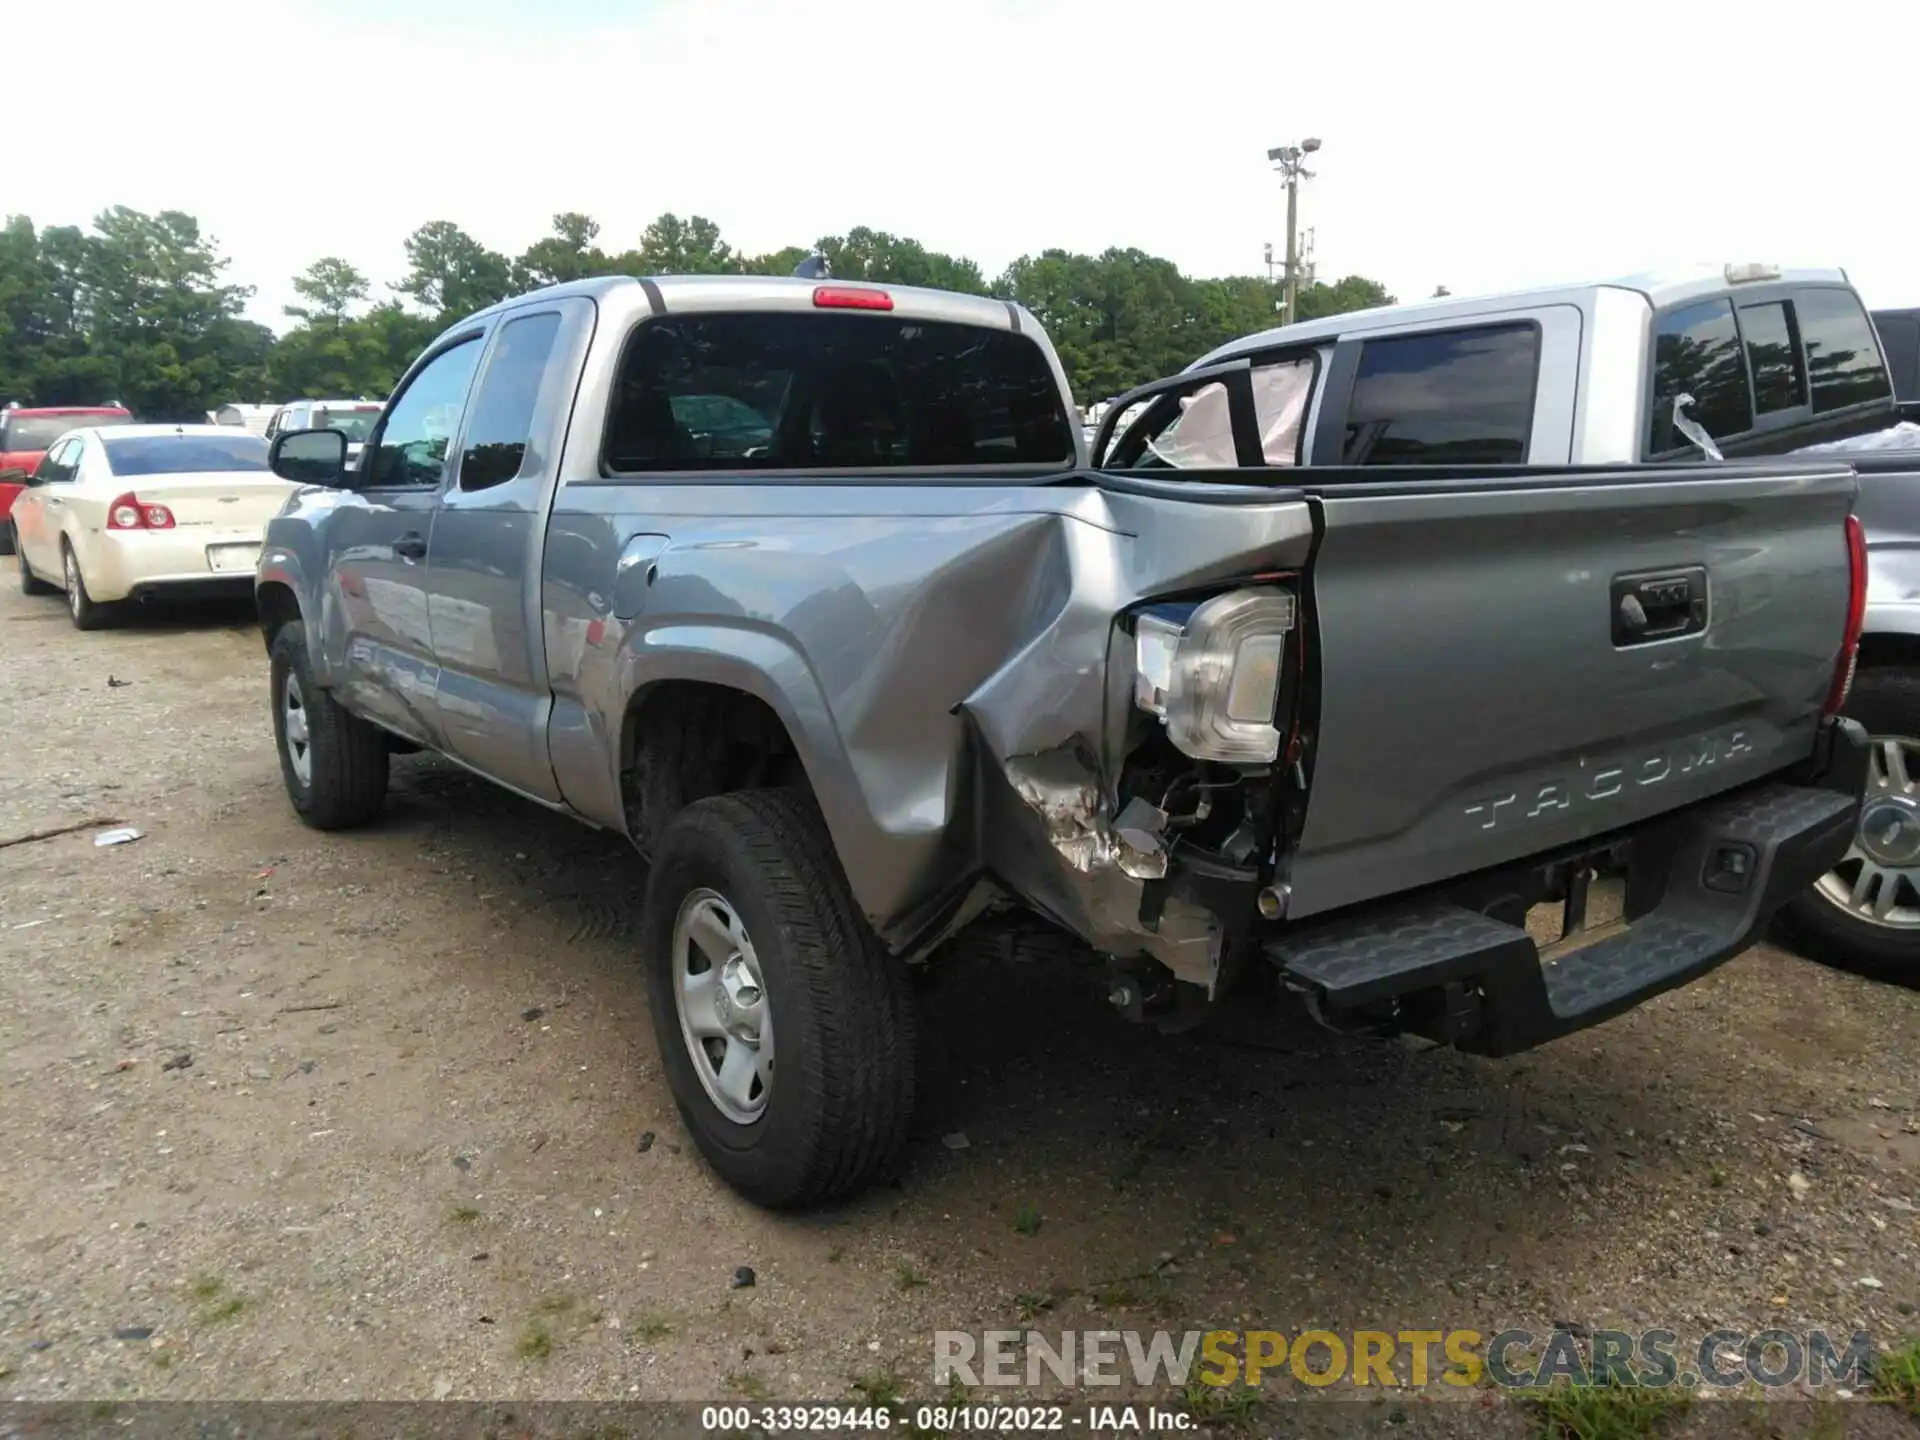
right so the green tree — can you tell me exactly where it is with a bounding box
[71,207,257,418]
[623,213,738,275]
[807,228,988,293]
[996,247,1214,404]
[395,221,512,323]
[268,301,434,400]
[512,212,612,290]
[1294,274,1395,322]
[286,257,371,323]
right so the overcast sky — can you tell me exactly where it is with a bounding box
[15,0,1915,330]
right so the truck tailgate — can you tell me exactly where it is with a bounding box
[1285,462,1859,920]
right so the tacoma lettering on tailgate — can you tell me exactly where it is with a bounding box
[1463,730,1753,831]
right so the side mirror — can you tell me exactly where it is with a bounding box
[271,427,349,486]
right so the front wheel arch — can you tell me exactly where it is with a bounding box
[257,580,303,656]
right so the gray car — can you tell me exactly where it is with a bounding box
[255,273,1867,1208]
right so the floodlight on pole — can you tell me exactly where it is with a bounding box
[1268,136,1322,324]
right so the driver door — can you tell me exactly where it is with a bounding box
[17,438,81,575]
[315,334,485,746]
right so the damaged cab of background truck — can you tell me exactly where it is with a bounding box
[256,274,1869,1208]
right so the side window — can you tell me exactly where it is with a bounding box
[365,338,483,489]
[1736,302,1806,417]
[457,311,564,491]
[1342,324,1540,465]
[1797,289,1893,414]
[31,439,76,485]
[1648,299,1750,455]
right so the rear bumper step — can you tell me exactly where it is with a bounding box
[1263,738,1865,1057]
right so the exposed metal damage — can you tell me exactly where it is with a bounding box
[999,740,1223,995]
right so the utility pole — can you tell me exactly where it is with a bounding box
[1267,136,1321,326]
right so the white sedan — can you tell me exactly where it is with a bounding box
[11,424,296,629]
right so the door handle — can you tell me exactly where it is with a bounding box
[393,532,428,561]
[1612,566,1708,646]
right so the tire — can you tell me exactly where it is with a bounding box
[61,541,115,630]
[1777,665,1920,984]
[642,789,917,1208]
[0,521,12,556]
[15,527,54,595]
[269,620,390,830]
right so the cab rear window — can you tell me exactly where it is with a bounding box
[601,312,1076,472]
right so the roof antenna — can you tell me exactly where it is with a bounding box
[792,251,831,280]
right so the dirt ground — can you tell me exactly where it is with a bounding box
[2,582,1918,1432]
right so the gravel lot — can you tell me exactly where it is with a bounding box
[2,581,1917,1432]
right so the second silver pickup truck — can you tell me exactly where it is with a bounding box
[256,274,1868,1207]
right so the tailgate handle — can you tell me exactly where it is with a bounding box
[1611,566,1707,647]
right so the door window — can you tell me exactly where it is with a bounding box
[1648,299,1750,454]
[30,438,78,485]
[458,311,563,491]
[1342,323,1540,464]
[364,338,483,488]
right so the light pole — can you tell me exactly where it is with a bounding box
[1267,136,1321,326]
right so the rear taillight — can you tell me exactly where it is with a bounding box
[1824,512,1868,716]
[106,492,175,531]
[812,285,893,312]
[1132,586,1297,764]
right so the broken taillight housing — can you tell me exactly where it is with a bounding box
[1132,587,1296,764]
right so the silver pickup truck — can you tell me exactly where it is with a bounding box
[1148,265,1920,979]
[256,273,1868,1208]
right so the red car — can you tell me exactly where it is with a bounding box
[1,405,135,551]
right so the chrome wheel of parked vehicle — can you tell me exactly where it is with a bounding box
[1781,669,1920,981]
[672,888,773,1124]
[282,673,315,788]
[1812,736,1920,928]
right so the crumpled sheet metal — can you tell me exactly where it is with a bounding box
[942,487,1313,985]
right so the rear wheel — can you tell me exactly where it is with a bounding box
[16,527,54,595]
[642,789,916,1208]
[62,542,113,630]
[1780,666,1920,982]
[269,621,390,829]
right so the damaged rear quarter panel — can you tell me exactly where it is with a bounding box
[540,478,1314,962]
